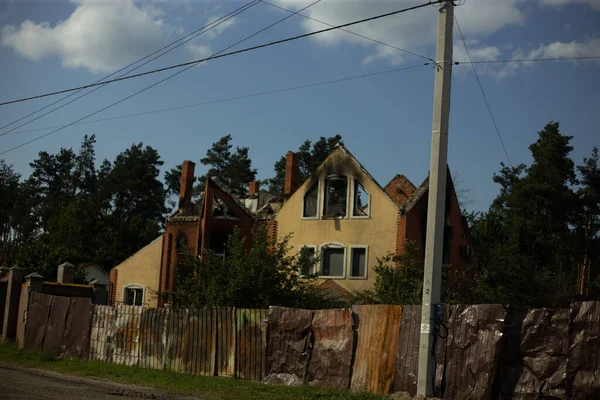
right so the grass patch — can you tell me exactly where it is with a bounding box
[0,342,384,400]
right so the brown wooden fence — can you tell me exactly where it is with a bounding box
[24,292,91,358]
[22,295,600,399]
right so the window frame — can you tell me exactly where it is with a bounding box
[351,178,371,219]
[301,180,321,220]
[319,242,346,279]
[123,284,144,306]
[298,245,318,277]
[348,245,369,280]
[322,175,350,219]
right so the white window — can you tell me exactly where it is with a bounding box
[320,244,346,278]
[303,182,319,218]
[353,179,370,217]
[298,245,317,276]
[323,177,348,218]
[124,285,144,306]
[349,246,368,279]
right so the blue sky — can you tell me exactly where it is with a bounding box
[1,0,599,211]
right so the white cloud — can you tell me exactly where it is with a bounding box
[204,15,237,39]
[524,37,600,62]
[1,0,170,73]
[0,0,235,74]
[541,0,600,11]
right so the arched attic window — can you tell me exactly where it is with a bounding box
[323,176,348,218]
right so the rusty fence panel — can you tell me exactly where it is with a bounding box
[235,308,267,381]
[443,304,506,400]
[165,308,189,372]
[308,308,354,390]
[90,305,114,363]
[111,304,143,366]
[42,295,70,355]
[393,305,422,395]
[509,308,569,399]
[23,292,53,352]
[265,306,313,386]
[351,304,403,395]
[183,308,216,376]
[216,306,236,377]
[139,308,168,370]
[62,296,92,359]
[567,301,600,400]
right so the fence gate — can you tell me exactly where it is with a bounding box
[24,292,92,358]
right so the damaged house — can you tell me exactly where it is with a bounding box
[110,144,473,306]
[274,144,473,297]
[109,161,278,307]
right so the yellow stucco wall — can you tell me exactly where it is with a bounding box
[275,147,399,293]
[114,235,163,307]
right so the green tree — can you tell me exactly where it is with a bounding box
[0,160,22,266]
[95,143,167,267]
[267,135,343,195]
[350,241,465,305]
[157,226,326,309]
[199,135,257,196]
[577,146,600,296]
[469,122,580,307]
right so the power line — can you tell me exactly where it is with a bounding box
[454,15,512,167]
[0,0,443,108]
[461,55,600,64]
[0,0,333,155]
[0,0,260,137]
[261,0,433,61]
[2,63,429,137]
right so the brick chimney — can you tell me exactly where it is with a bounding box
[284,151,300,199]
[179,160,196,210]
[248,181,260,195]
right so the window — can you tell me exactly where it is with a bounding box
[124,286,143,306]
[298,246,317,276]
[323,177,348,218]
[303,182,319,218]
[353,180,370,217]
[349,247,367,279]
[321,246,345,278]
[212,193,238,219]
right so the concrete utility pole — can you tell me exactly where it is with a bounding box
[417,0,454,397]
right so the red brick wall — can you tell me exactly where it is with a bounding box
[396,182,472,284]
[385,175,417,207]
[109,268,118,306]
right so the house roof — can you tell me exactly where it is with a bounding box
[335,144,400,208]
[401,166,455,215]
[209,176,255,220]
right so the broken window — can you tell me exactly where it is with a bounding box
[323,177,347,218]
[350,247,367,278]
[298,246,317,276]
[124,286,143,306]
[353,180,370,217]
[212,193,238,219]
[303,182,318,218]
[321,246,345,277]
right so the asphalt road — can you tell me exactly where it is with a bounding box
[0,366,201,400]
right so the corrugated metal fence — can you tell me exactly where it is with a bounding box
[22,295,600,399]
